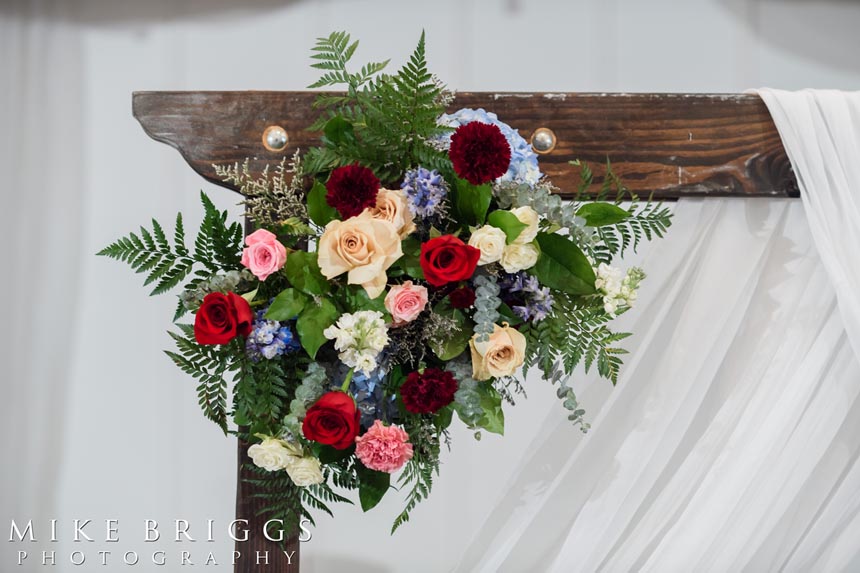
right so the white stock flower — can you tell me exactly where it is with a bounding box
[500,243,539,273]
[509,206,539,243]
[324,310,389,375]
[596,264,643,316]
[468,225,507,265]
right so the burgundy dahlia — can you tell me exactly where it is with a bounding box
[449,122,512,185]
[401,368,459,414]
[448,286,476,309]
[325,164,380,219]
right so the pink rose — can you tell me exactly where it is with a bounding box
[384,281,428,326]
[241,229,287,281]
[355,420,414,473]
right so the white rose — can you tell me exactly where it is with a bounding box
[510,206,539,243]
[500,243,539,273]
[468,226,507,265]
[286,456,324,487]
[248,438,297,472]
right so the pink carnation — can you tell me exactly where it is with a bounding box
[354,420,414,473]
[384,281,428,326]
[241,229,287,281]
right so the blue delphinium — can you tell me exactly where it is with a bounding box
[438,108,543,186]
[401,167,448,218]
[500,272,554,323]
[245,310,300,361]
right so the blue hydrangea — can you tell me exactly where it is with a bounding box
[401,167,448,218]
[500,272,554,323]
[438,108,543,186]
[332,364,396,427]
[245,310,300,361]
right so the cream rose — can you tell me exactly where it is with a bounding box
[317,211,403,299]
[367,188,416,238]
[509,206,540,243]
[286,456,324,487]
[248,437,297,472]
[468,225,507,265]
[469,323,527,381]
[500,242,539,273]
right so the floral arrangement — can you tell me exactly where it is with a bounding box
[99,31,671,533]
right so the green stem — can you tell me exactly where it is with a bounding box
[341,368,354,393]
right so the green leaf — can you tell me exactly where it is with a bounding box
[323,116,355,146]
[296,298,339,358]
[477,384,505,435]
[285,251,330,296]
[429,299,472,360]
[318,443,355,465]
[497,301,524,326]
[435,405,454,430]
[266,288,310,321]
[487,210,528,243]
[454,179,492,226]
[308,180,338,228]
[533,233,596,295]
[356,464,391,512]
[343,285,387,314]
[576,202,630,227]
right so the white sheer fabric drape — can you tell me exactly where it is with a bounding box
[455,198,860,572]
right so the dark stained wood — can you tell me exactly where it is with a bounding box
[235,438,300,573]
[132,91,798,199]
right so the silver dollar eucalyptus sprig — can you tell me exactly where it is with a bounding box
[283,362,328,437]
[473,274,502,342]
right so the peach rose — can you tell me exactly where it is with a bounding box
[367,188,416,238]
[384,281,429,326]
[241,229,287,281]
[317,211,403,299]
[469,323,527,381]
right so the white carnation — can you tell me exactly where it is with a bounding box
[468,225,507,265]
[500,242,539,273]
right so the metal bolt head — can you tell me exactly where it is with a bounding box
[262,125,288,152]
[531,127,557,154]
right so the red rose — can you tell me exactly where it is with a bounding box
[420,235,481,287]
[401,368,458,414]
[302,392,361,450]
[194,292,253,345]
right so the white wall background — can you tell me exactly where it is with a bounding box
[1,0,860,571]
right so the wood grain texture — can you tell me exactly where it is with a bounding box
[132,91,798,199]
[235,438,300,573]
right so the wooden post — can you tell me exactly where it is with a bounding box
[235,439,300,573]
[131,90,801,573]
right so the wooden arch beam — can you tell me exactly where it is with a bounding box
[132,91,798,200]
